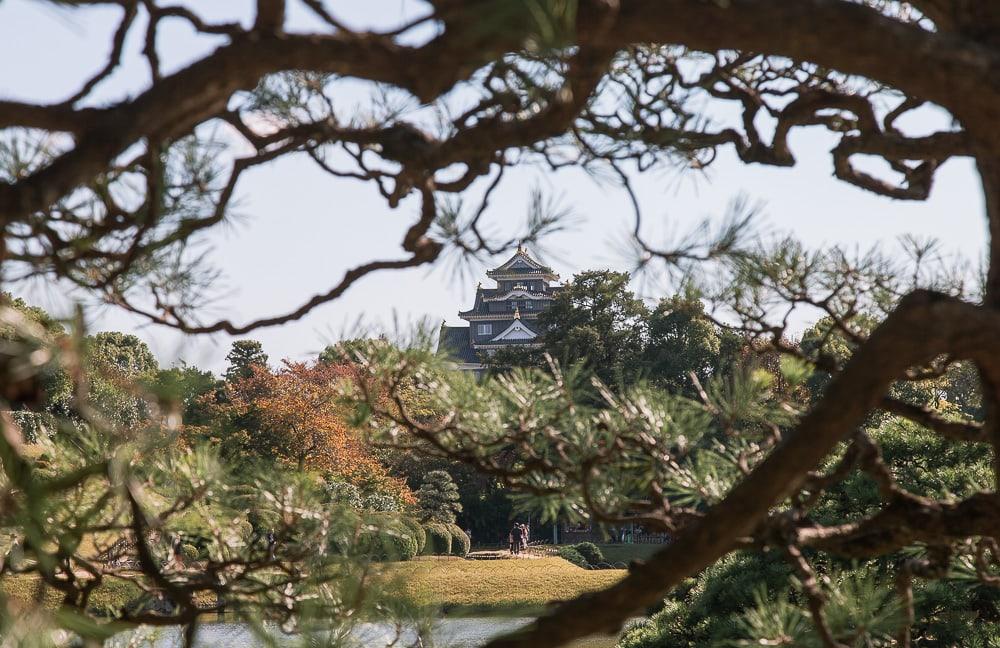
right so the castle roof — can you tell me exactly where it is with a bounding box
[437,325,480,364]
[486,246,558,281]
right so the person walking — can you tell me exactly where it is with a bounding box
[511,524,523,556]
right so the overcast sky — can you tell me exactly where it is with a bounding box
[0,1,985,373]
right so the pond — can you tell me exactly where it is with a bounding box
[106,618,621,648]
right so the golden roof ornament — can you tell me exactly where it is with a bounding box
[513,305,521,319]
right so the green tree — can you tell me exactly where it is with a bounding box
[940,361,983,421]
[646,292,740,394]
[152,362,218,426]
[801,315,960,418]
[1,294,70,407]
[799,316,863,400]
[536,270,649,387]
[85,332,159,429]
[494,284,741,396]
[0,294,71,439]
[0,293,64,338]
[87,332,158,378]
[620,552,793,648]
[319,337,387,365]
[416,470,463,524]
[224,340,268,383]
[389,451,513,545]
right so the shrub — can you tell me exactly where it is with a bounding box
[447,524,470,556]
[357,528,418,562]
[617,551,793,648]
[400,517,426,554]
[423,523,452,555]
[573,542,605,566]
[9,411,56,443]
[170,510,215,556]
[613,561,628,570]
[326,480,363,509]
[364,492,401,512]
[233,519,254,542]
[180,543,199,562]
[354,514,421,562]
[557,546,589,569]
[595,561,613,570]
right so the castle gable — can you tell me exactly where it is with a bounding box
[491,319,538,342]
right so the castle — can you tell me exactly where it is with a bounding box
[437,247,562,371]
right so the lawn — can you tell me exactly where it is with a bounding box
[2,556,628,619]
[385,556,626,614]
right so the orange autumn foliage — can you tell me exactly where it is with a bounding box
[210,360,412,504]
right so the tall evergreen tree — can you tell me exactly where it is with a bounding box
[224,340,269,382]
[416,470,463,524]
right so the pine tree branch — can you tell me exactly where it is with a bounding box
[483,291,1000,647]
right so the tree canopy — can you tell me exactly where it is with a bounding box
[537,270,649,387]
[646,293,740,395]
[202,357,412,503]
[224,340,270,383]
[491,272,739,395]
[85,331,160,430]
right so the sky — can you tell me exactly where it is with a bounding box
[0,1,986,373]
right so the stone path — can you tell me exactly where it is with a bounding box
[466,546,548,560]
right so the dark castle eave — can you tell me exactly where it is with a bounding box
[458,311,542,321]
[486,269,558,281]
[473,343,543,350]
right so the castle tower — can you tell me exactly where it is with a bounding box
[437,247,561,372]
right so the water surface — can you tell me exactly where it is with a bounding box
[107,618,619,647]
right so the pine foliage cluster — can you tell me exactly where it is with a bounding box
[417,470,464,524]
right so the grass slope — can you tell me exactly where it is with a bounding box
[2,556,628,619]
[386,556,625,614]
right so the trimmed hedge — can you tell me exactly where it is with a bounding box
[423,523,452,556]
[558,543,621,569]
[179,543,199,562]
[234,519,254,542]
[357,527,418,562]
[447,524,470,557]
[400,517,426,554]
[2,574,144,615]
[557,546,589,569]
[573,542,605,566]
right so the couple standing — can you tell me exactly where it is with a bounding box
[509,523,530,555]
